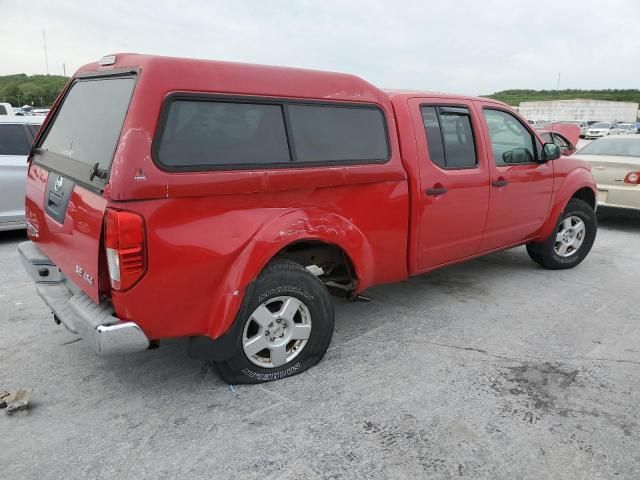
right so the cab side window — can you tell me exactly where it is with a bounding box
[483,109,536,165]
[420,105,477,169]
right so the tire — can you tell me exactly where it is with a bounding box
[213,259,334,384]
[526,198,597,270]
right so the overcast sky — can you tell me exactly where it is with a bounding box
[1,0,637,95]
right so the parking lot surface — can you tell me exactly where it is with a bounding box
[1,208,639,479]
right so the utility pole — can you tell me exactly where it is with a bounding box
[62,63,66,76]
[552,72,561,123]
[42,29,49,75]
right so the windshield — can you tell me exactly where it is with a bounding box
[39,76,135,186]
[577,137,640,157]
[590,122,610,129]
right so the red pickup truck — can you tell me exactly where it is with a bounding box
[19,54,597,383]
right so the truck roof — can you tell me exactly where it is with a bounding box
[384,89,508,106]
[76,53,392,107]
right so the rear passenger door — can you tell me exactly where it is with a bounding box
[409,99,490,270]
[478,106,553,251]
[0,123,31,224]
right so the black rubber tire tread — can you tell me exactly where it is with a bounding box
[526,198,597,270]
[213,259,334,384]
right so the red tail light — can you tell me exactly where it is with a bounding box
[104,209,146,291]
[624,171,640,185]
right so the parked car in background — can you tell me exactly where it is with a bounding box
[617,123,638,135]
[0,116,44,231]
[538,123,580,156]
[0,103,16,116]
[19,54,597,384]
[585,122,620,139]
[573,136,640,211]
[527,119,548,128]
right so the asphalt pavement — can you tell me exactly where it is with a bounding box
[1,208,639,479]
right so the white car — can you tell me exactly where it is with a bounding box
[585,122,620,139]
[527,119,548,128]
[0,116,44,231]
[617,123,638,135]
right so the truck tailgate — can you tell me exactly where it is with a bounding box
[26,163,106,303]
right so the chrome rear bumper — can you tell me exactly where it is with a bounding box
[18,241,149,355]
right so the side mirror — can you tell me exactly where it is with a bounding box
[541,142,561,161]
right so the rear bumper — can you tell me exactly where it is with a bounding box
[596,186,640,211]
[18,241,149,355]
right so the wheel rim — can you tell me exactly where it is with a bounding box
[554,216,586,258]
[242,296,312,368]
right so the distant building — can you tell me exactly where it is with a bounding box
[518,99,639,123]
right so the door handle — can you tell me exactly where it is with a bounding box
[491,179,508,187]
[426,187,448,196]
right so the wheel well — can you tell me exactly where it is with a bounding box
[571,187,596,209]
[273,241,357,298]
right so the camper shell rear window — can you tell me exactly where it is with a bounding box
[34,72,136,190]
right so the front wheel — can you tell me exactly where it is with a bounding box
[213,259,334,384]
[526,198,597,270]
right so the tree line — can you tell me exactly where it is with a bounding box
[483,89,640,106]
[0,74,69,107]
[2,74,639,110]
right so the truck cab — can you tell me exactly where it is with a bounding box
[19,54,597,383]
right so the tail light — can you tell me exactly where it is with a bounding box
[624,171,640,185]
[104,209,146,291]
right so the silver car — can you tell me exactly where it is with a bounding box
[617,123,638,135]
[0,116,44,231]
[585,121,620,139]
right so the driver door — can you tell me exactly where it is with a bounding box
[478,105,554,251]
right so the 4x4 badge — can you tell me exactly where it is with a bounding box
[54,175,64,192]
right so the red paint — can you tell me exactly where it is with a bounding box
[541,123,581,148]
[25,54,596,341]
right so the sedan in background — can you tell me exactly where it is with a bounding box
[585,121,620,139]
[0,116,44,231]
[617,123,638,135]
[572,136,640,211]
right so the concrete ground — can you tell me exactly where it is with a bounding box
[1,208,639,479]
